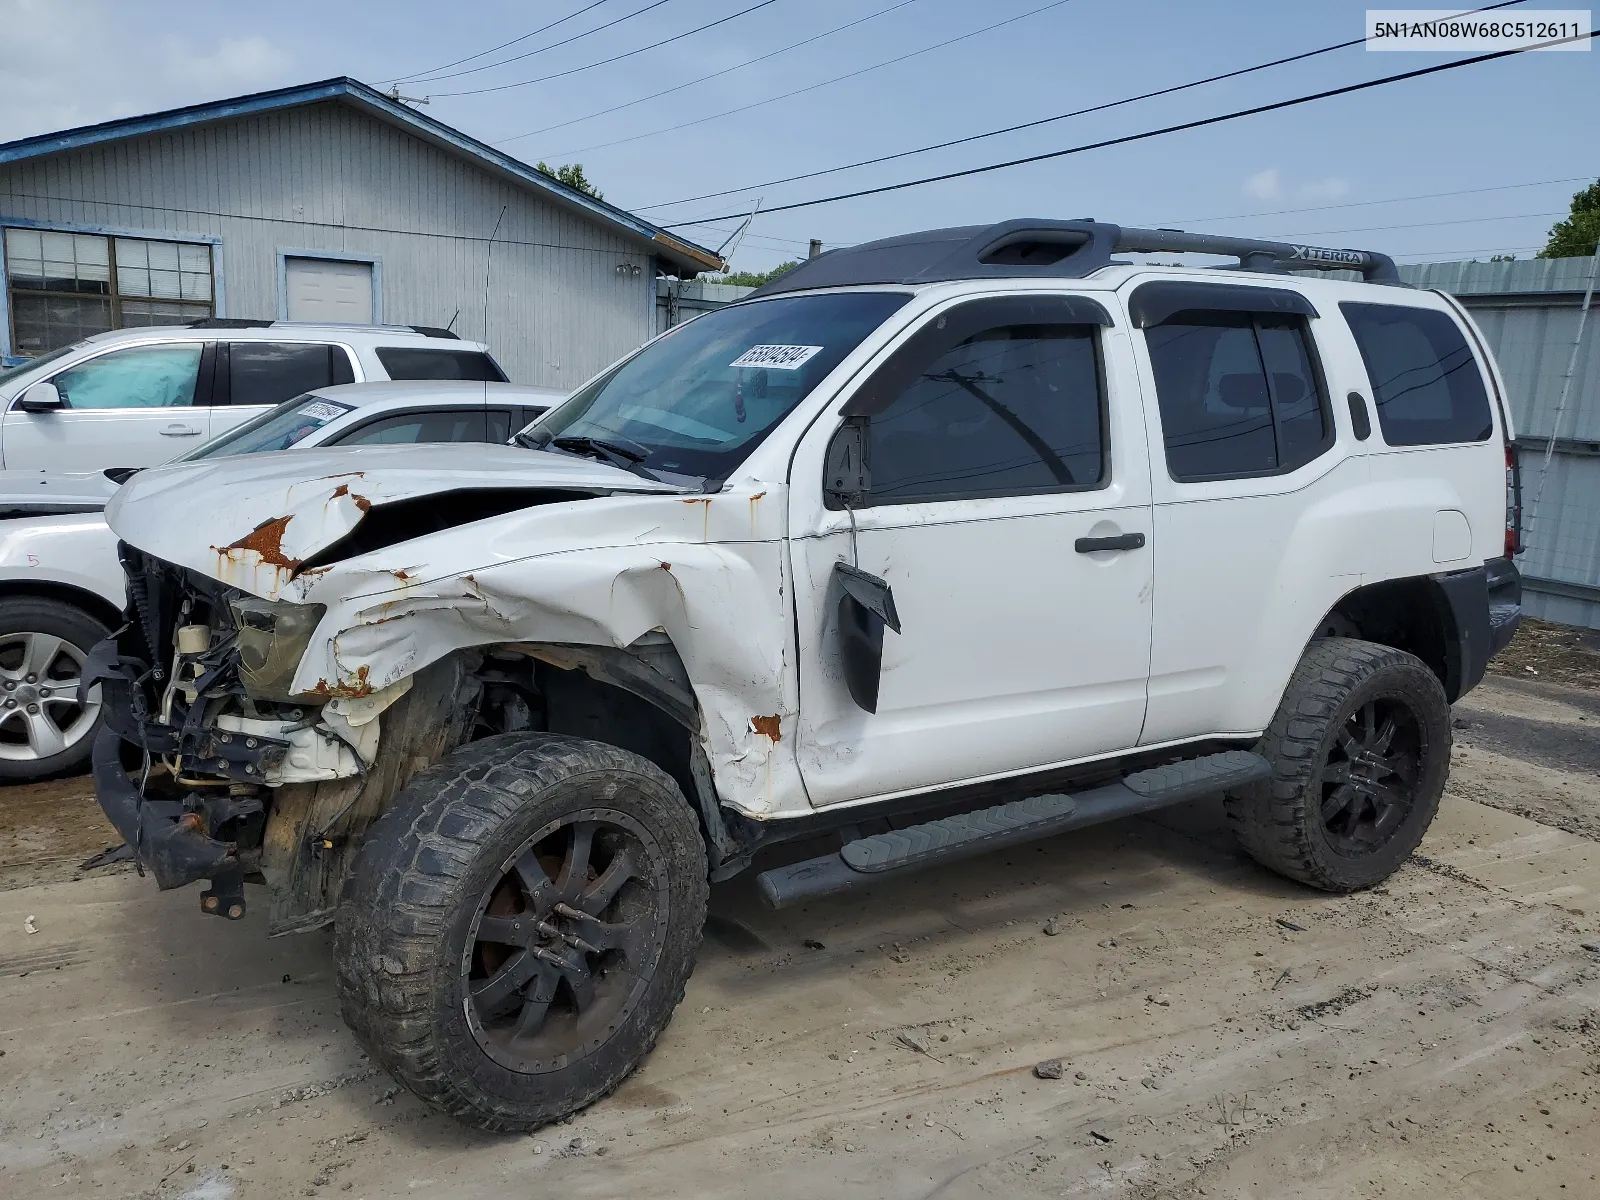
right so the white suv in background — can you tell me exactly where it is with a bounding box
[0,320,508,472]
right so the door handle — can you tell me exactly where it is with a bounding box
[1075,532,1146,553]
[160,424,202,437]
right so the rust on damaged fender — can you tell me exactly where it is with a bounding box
[213,514,301,572]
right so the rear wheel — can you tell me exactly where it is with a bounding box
[0,597,108,781]
[1224,637,1451,892]
[334,733,708,1131]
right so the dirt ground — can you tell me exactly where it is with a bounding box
[2,667,1599,1198]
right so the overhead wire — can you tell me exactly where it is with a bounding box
[661,30,1600,227]
[492,0,923,145]
[540,0,1080,158]
[635,0,1528,212]
[383,0,613,85]
[430,0,787,97]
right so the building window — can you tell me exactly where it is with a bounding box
[3,228,215,357]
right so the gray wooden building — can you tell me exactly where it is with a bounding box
[0,77,721,385]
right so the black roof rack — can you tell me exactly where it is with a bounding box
[746,219,1403,298]
[407,325,460,340]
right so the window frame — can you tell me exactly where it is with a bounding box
[2,225,218,358]
[1142,306,1336,485]
[829,293,1115,509]
[1338,300,1495,448]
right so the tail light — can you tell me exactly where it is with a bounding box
[1505,443,1523,557]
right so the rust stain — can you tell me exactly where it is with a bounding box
[212,514,301,571]
[177,812,206,834]
[659,561,672,572]
[304,665,373,699]
[330,483,351,500]
[352,493,372,512]
[750,714,781,741]
[391,568,415,581]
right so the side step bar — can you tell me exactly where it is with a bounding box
[756,750,1270,909]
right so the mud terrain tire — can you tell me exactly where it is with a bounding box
[1224,637,1451,892]
[334,732,708,1131]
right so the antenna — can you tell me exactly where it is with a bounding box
[384,86,431,107]
[481,205,508,347]
[715,198,763,262]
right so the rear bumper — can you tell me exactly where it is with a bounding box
[1435,556,1521,701]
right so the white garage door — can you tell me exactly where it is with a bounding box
[284,257,374,324]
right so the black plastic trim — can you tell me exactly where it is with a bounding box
[1347,391,1372,440]
[1129,280,1318,328]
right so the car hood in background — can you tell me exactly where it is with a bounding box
[104,441,689,598]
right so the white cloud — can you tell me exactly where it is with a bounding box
[1242,168,1281,201]
[0,1,294,143]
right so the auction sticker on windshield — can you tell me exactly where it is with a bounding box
[730,344,824,370]
[298,399,351,422]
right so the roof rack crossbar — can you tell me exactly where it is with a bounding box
[1112,225,1401,284]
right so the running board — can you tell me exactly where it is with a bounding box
[756,750,1269,909]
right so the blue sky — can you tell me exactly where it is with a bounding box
[1,0,1595,272]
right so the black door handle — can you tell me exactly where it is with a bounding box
[1075,532,1146,553]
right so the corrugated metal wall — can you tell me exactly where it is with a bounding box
[0,101,656,388]
[1403,257,1600,628]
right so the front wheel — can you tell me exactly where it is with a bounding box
[334,733,708,1131]
[1224,638,1452,892]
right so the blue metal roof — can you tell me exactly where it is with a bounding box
[0,76,723,273]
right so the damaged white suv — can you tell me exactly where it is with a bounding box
[86,220,1523,1131]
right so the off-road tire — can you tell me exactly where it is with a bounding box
[0,596,110,782]
[1224,637,1451,892]
[333,732,708,1131]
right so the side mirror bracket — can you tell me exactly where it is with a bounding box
[823,416,870,510]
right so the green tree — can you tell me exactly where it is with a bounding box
[1539,178,1600,258]
[706,260,800,288]
[536,161,602,200]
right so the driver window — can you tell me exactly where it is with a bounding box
[51,343,202,409]
[856,299,1108,505]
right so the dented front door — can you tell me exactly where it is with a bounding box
[788,294,1155,809]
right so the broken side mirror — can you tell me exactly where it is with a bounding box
[823,416,870,509]
[17,380,63,413]
[833,561,901,714]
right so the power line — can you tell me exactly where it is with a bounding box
[492,0,923,145]
[663,30,1599,228]
[431,0,787,98]
[1260,210,1564,240]
[1147,175,1593,228]
[397,0,677,86]
[542,0,1079,159]
[635,0,1527,213]
[383,0,612,85]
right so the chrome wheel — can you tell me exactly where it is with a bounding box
[0,631,102,763]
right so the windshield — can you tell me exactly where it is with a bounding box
[0,344,77,387]
[534,291,910,480]
[173,394,354,461]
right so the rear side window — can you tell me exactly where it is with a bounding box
[227,342,352,407]
[1340,302,1492,446]
[376,347,508,382]
[1145,311,1329,481]
[331,409,489,446]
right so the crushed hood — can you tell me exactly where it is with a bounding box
[104,442,687,598]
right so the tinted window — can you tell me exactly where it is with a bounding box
[487,409,513,443]
[867,323,1104,503]
[332,409,489,446]
[51,343,201,409]
[376,347,508,381]
[229,342,348,408]
[1340,302,1492,446]
[537,291,910,483]
[178,394,354,460]
[1145,312,1327,480]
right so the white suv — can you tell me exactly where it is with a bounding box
[0,320,507,472]
[85,221,1522,1132]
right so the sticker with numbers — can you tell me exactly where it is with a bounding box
[298,400,351,421]
[729,344,823,370]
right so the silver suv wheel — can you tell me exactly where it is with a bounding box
[0,631,102,763]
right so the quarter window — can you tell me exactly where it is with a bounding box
[1145,311,1329,481]
[1340,302,1492,446]
[3,228,214,355]
[375,347,508,381]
